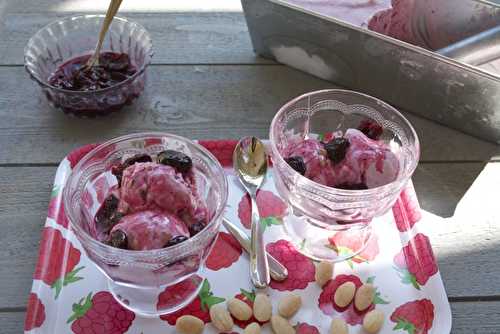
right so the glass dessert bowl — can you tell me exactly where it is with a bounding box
[24,15,152,117]
[270,89,419,262]
[63,133,228,316]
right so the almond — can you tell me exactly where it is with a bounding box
[253,293,272,322]
[209,304,234,332]
[363,309,384,333]
[228,298,253,321]
[175,315,204,334]
[315,261,334,287]
[244,322,261,334]
[354,284,375,311]
[329,317,348,334]
[333,281,356,308]
[278,293,302,318]
[270,315,295,334]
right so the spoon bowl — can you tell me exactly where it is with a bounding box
[233,137,268,193]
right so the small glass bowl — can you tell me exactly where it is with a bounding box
[63,133,228,316]
[24,15,153,117]
[269,89,419,261]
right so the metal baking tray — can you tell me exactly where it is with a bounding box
[241,0,500,143]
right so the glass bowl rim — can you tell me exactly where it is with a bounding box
[63,132,229,258]
[269,88,420,196]
[24,14,153,94]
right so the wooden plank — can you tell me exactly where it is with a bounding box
[412,163,486,218]
[0,162,497,308]
[0,12,270,65]
[2,0,244,14]
[451,301,500,334]
[0,312,25,334]
[0,65,497,164]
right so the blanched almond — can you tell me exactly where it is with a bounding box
[175,315,204,334]
[354,284,375,311]
[209,304,234,332]
[333,281,356,308]
[244,322,261,334]
[270,315,295,334]
[253,293,272,322]
[278,293,302,318]
[228,298,253,321]
[315,261,334,287]
[329,317,348,334]
[363,309,384,333]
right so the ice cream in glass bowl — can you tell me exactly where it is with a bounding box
[63,133,228,316]
[269,89,419,262]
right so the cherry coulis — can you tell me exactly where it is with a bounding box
[48,52,137,91]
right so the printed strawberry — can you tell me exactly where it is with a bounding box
[67,291,135,334]
[391,299,435,334]
[25,292,46,331]
[47,185,69,228]
[318,274,363,316]
[296,322,320,334]
[392,184,422,232]
[157,275,203,312]
[198,140,238,167]
[318,275,388,325]
[160,278,224,325]
[33,227,83,298]
[206,231,242,270]
[266,239,315,291]
[232,288,267,329]
[93,175,109,204]
[327,230,379,268]
[394,233,438,289]
[237,190,288,230]
[66,144,99,168]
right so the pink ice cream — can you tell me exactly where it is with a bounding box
[286,0,391,27]
[93,152,208,250]
[117,162,206,226]
[286,0,500,51]
[109,211,189,251]
[284,128,399,188]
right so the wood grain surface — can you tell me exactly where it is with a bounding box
[1,1,499,333]
[1,65,498,164]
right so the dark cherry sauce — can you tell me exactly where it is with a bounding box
[48,52,137,91]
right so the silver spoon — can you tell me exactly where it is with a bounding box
[222,218,288,281]
[84,0,124,70]
[233,137,270,288]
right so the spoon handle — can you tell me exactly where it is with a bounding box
[87,0,124,67]
[249,193,270,288]
[222,218,288,281]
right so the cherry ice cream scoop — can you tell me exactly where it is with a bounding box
[283,123,400,189]
[93,150,208,250]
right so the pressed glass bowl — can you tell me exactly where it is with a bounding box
[63,133,228,316]
[24,15,153,117]
[269,89,420,261]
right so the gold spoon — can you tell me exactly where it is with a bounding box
[84,0,124,70]
[233,137,270,288]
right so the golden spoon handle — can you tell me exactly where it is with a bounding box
[87,0,124,68]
